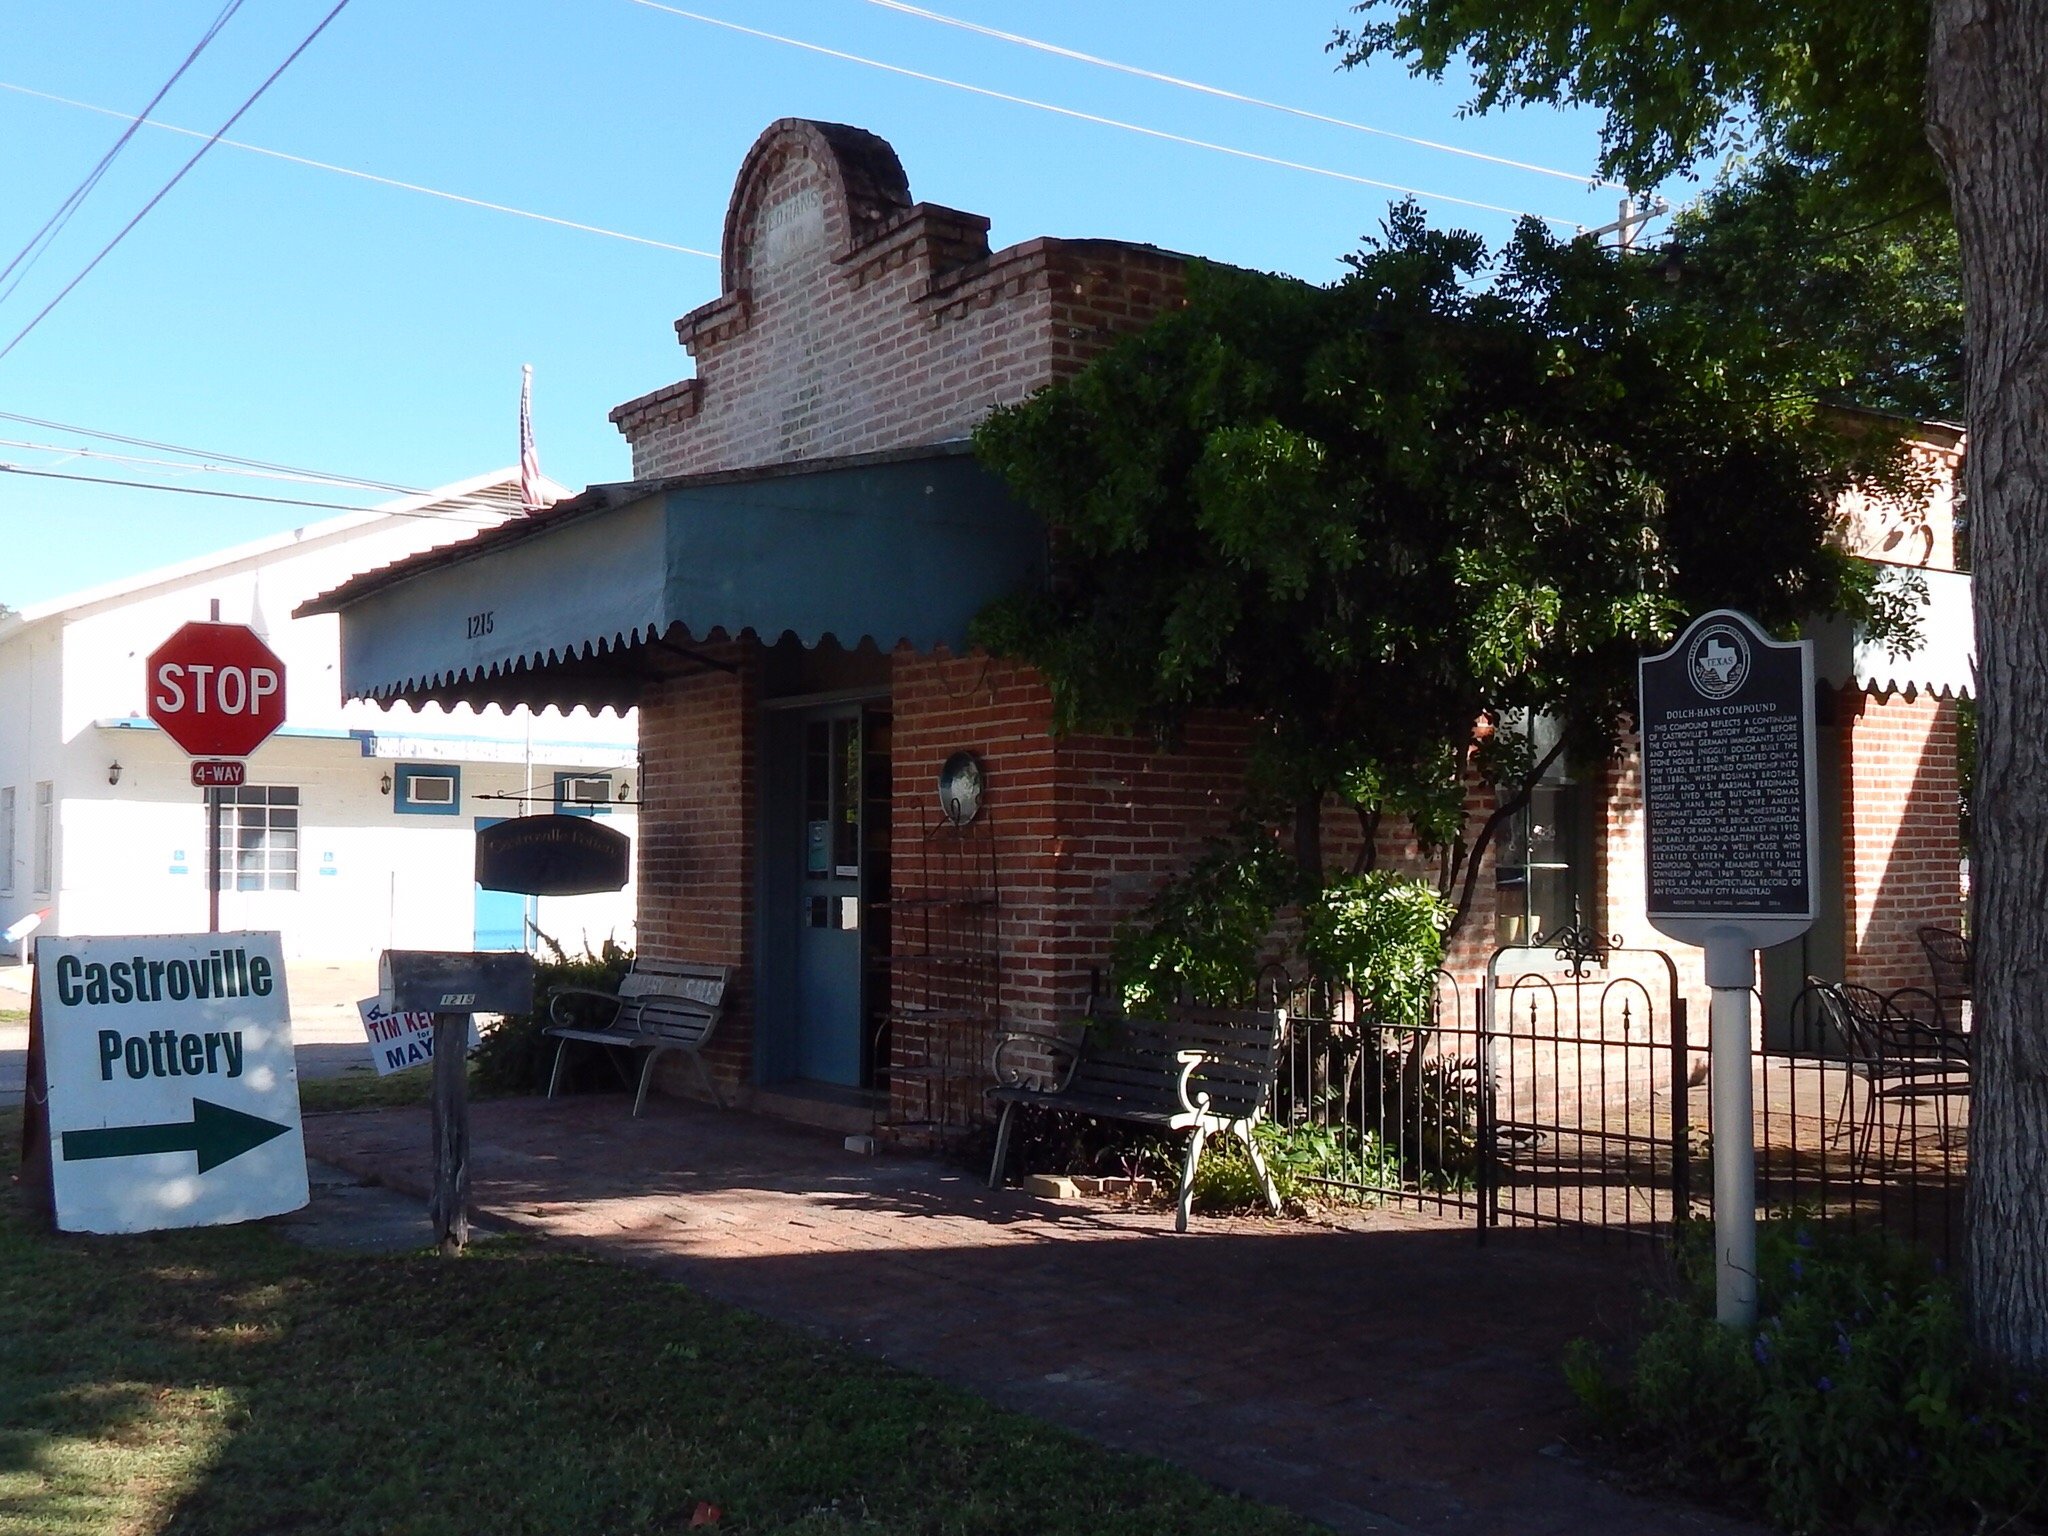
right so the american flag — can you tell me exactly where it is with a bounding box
[519,363,544,513]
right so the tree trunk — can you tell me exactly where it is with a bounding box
[1928,0,2048,1370]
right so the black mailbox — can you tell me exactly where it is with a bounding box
[379,949,535,1015]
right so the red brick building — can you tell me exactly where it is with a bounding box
[304,120,1972,1133]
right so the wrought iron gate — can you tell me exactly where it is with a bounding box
[1480,924,1688,1237]
[1263,923,1689,1237]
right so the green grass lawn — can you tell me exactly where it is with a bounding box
[293,1067,439,1114]
[1,1106,1317,1536]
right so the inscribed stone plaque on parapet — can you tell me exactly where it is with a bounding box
[1640,610,1816,923]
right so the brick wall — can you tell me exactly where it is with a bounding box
[608,120,1968,1125]
[885,650,1245,1127]
[1835,432,1967,571]
[1840,687,1966,994]
[637,640,758,1091]
[610,119,1185,480]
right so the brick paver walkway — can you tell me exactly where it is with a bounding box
[305,1096,1758,1536]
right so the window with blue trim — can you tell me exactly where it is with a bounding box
[554,771,613,816]
[393,763,461,816]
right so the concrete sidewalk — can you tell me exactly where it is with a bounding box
[305,1095,1757,1536]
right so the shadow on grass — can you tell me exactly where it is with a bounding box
[294,1097,1768,1536]
[2,1105,1323,1536]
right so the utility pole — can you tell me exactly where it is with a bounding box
[1586,194,1670,250]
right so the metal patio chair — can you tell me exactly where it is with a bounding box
[1917,926,1974,1031]
[1807,980,1971,1172]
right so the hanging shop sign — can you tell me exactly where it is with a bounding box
[32,931,307,1234]
[474,813,629,896]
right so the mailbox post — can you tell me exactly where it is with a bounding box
[378,950,535,1254]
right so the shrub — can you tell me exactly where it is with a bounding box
[471,935,633,1095]
[983,1109,1179,1187]
[1299,871,1449,1028]
[1191,1120,1402,1212]
[1109,825,1297,1010]
[1566,1218,2048,1532]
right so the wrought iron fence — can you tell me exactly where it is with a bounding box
[1260,964,1485,1221]
[1480,928,1688,1238]
[1750,983,1968,1262]
[1259,934,1969,1261]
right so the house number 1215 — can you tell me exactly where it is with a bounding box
[466,610,494,639]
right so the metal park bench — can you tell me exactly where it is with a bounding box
[985,1004,1288,1231]
[544,959,730,1116]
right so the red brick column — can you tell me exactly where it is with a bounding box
[1840,687,1967,994]
[639,640,758,1091]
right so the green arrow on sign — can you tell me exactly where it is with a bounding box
[61,1099,292,1174]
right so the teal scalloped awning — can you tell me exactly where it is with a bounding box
[298,446,1046,711]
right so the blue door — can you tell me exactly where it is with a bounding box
[473,818,534,950]
[793,709,865,1085]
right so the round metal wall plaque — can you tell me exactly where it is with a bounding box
[937,751,984,826]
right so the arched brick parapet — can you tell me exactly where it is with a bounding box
[718,118,912,294]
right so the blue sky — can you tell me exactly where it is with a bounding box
[0,0,1673,609]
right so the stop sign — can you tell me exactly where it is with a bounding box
[146,623,288,759]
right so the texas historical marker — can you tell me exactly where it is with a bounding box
[1641,608,1818,949]
[1639,607,1817,1328]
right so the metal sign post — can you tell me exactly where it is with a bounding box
[206,786,221,935]
[1641,610,1818,1329]
[145,617,288,935]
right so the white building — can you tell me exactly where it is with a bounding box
[0,470,637,961]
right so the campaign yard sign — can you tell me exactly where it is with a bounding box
[38,932,308,1234]
[356,998,479,1076]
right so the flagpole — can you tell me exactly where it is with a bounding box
[519,363,543,514]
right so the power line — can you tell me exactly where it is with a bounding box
[0,411,541,524]
[0,435,446,495]
[859,0,1623,192]
[0,1,245,306]
[624,1,1581,229]
[0,463,511,526]
[0,0,355,365]
[0,82,716,259]
[0,407,419,491]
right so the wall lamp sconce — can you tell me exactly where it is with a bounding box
[107,760,122,786]
[379,772,393,796]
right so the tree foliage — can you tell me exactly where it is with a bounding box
[1662,159,1962,421]
[1332,2,1934,213]
[1332,0,2048,1380]
[973,208,1911,943]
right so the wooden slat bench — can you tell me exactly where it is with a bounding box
[985,1005,1288,1230]
[544,959,731,1116]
